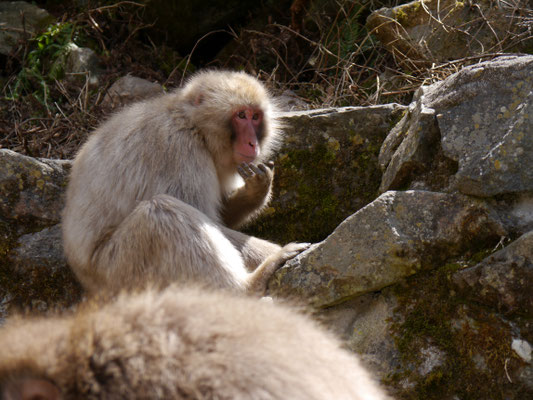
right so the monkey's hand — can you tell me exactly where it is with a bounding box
[237,161,274,201]
[222,162,275,229]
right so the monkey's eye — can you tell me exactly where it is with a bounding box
[238,111,246,119]
[252,113,259,120]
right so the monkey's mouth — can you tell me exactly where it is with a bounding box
[235,152,257,164]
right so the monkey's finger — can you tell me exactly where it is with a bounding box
[238,164,252,178]
[257,163,270,175]
[249,164,263,176]
[241,162,255,173]
[265,161,275,169]
[242,163,259,177]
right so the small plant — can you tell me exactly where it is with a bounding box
[7,22,80,109]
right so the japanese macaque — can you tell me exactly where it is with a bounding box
[0,286,391,400]
[62,70,308,295]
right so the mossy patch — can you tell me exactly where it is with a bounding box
[0,215,81,320]
[387,255,530,399]
[245,136,384,244]
[0,241,82,319]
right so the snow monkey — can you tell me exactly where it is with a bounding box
[62,70,308,295]
[0,286,391,400]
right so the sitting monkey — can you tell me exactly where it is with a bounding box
[62,70,308,295]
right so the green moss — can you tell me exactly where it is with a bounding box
[394,9,409,25]
[245,133,383,243]
[394,1,422,25]
[387,256,525,399]
[0,214,81,317]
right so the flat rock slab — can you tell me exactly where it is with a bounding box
[269,190,506,307]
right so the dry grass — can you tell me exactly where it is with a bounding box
[219,0,532,107]
[0,1,179,159]
[1,0,531,159]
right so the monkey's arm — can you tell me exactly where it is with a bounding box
[222,162,273,229]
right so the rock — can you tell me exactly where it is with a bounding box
[64,43,103,86]
[318,291,401,377]
[276,90,309,111]
[367,0,532,63]
[0,150,80,321]
[0,1,54,55]
[379,93,442,192]
[380,55,533,199]
[0,149,70,226]
[11,225,64,273]
[245,104,407,244]
[321,257,533,398]
[268,190,506,307]
[506,194,533,234]
[1,225,82,318]
[512,339,532,363]
[453,230,533,316]
[102,75,165,109]
[436,56,533,197]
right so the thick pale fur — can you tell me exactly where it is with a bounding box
[0,286,391,400]
[62,70,304,294]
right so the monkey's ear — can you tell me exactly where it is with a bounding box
[2,378,60,400]
[193,93,204,106]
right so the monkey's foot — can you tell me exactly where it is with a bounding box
[277,242,311,264]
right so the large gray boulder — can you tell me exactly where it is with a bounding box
[379,55,533,234]
[453,230,533,317]
[316,228,533,397]
[269,190,506,308]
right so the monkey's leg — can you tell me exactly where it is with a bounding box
[92,194,248,293]
[222,227,282,271]
[245,242,311,294]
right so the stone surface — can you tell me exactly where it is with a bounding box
[0,1,54,55]
[326,256,533,398]
[102,75,165,109]
[268,190,506,307]
[64,43,103,86]
[453,230,533,316]
[380,55,533,199]
[245,104,407,244]
[379,94,441,192]
[276,90,309,111]
[318,291,401,377]
[367,0,532,63]
[0,150,80,321]
[434,56,533,197]
[0,149,70,226]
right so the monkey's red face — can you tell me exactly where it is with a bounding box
[231,107,263,165]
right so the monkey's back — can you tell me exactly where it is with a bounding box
[0,287,389,400]
[62,92,222,290]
